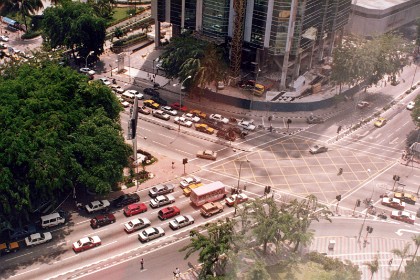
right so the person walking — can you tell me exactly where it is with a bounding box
[140,258,144,270]
[173,267,180,278]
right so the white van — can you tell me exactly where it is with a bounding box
[41,212,66,228]
[122,91,135,100]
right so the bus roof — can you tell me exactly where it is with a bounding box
[191,181,224,196]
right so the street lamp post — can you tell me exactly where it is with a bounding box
[85,51,94,68]
[234,159,250,215]
[173,75,192,132]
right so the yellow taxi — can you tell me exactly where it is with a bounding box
[252,83,265,96]
[195,124,214,134]
[183,183,203,196]
[374,117,387,128]
[143,99,160,109]
[190,109,207,119]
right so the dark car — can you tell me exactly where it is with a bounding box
[90,213,116,229]
[143,88,160,98]
[112,194,140,208]
[203,119,225,130]
[151,96,168,106]
[216,129,236,141]
[306,115,324,124]
[9,224,37,241]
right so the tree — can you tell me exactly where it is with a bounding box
[390,257,420,280]
[180,219,235,277]
[391,243,411,274]
[42,1,106,60]
[412,234,420,262]
[364,254,379,280]
[410,93,420,126]
[0,0,44,30]
[0,62,131,228]
[88,0,113,18]
[245,260,271,280]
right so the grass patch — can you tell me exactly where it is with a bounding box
[267,261,334,280]
[108,7,131,25]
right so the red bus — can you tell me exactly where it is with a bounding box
[190,181,226,207]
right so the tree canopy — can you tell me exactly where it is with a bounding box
[0,62,131,228]
[42,0,106,59]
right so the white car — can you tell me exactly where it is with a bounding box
[124,218,151,233]
[182,113,200,123]
[0,35,9,42]
[125,89,144,99]
[99,77,111,86]
[110,85,125,94]
[25,232,52,247]
[79,68,96,75]
[407,101,415,110]
[174,117,193,127]
[161,106,178,116]
[138,227,165,242]
[169,215,194,230]
[238,119,256,131]
[209,114,229,124]
[179,176,201,189]
[85,200,110,213]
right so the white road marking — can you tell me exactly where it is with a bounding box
[152,141,166,147]
[175,149,193,156]
[10,267,39,277]
[158,133,174,139]
[5,252,33,262]
[395,228,420,236]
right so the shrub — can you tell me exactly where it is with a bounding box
[21,30,42,39]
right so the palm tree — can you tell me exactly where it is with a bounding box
[411,234,420,262]
[364,254,379,280]
[391,243,411,274]
[19,0,44,30]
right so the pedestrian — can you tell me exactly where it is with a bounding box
[140,258,144,270]
[173,267,180,278]
[389,258,393,265]
[172,161,175,169]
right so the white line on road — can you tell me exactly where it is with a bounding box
[152,141,166,147]
[175,149,193,156]
[5,252,33,262]
[10,267,39,278]
[158,133,174,139]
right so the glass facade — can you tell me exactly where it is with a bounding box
[185,0,197,29]
[170,0,182,27]
[202,0,230,38]
[157,0,166,22]
[249,0,268,48]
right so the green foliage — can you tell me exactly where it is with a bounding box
[88,0,113,19]
[42,1,106,58]
[21,30,42,39]
[389,257,420,280]
[307,252,361,279]
[245,261,271,280]
[0,63,131,227]
[113,27,124,39]
[331,34,410,91]
[159,33,229,92]
[411,93,420,126]
[112,33,147,47]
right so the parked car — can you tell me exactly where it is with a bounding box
[182,113,200,123]
[179,176,201,189]
[125,89,144,99]
[238,119,256,131]
[407,101,415,110]
[169,215,194,230]
[183,183,203,196]
[170,102,187,112]
[149,184,175,198]
[25,232,52,247]
[73,236,101,252]
[174,117,193,127]
[112,194,140,208]
[200,202,224,217]
[374,117,387,128]
[195,124,214,134]
[0,242,19,255]
[124,203,148,216]
[143,88,160,98]
[85,200,110,213]
[138,227,165,242]
[225,194,249,207]
[158,206,181,220]
[190,109,207,119]
[110,85,125,94]
[203,118,225,130]
[98,77,111,86]
[209,114,229,124]
[390,210,415,224]
[153,110,171,121]
[381,197,405,210]
[0,42,7,49]
[196,150,217,160]
[0,35,9,42]
[161,106,178,116]
[138,105,151,115]
[79,67,96,75]
[309,145,328,154]
[150,195,175,208]
[306,115,324,124]
[124,218,151,233]
[9,225,37,241]
[144,99,160,109]
[216,129,236,141]
[357,101,370,109]
[90,213,116,229]
[394,192,417,205]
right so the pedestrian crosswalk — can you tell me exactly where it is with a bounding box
[310,236,414,280]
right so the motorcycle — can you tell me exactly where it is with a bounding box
[377,212,387,220]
